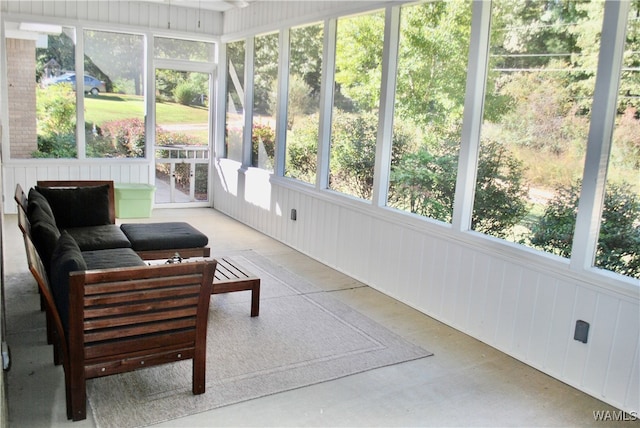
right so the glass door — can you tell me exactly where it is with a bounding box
[154,69,211,204]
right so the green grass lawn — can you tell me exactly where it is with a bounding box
[84,93,209,125]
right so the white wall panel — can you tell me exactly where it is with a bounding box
[223,0,387,38]
[2,1,223,35]
[3,162,152,213]
[212,169,639,414]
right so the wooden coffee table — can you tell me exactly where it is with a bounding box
[212,257,260,317]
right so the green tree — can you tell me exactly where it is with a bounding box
[289,23,324,97]
[286,114,319,183]
[472,140,530,238]
[530,181,640,279]
[334,11,385,112]
[394,1,471,134]
[254,32,279,115]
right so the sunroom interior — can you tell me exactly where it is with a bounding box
[0,0,638,426]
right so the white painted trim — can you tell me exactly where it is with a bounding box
[571,1,629,272]
[372,5,399,208]
[316,17,335,191]
[452,0,491,233]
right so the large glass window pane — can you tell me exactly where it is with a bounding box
[387,1,472,222]
[84,30,145,158]
[225,40,245,162]
[596,5,640,279]
[284,22,324,184]
[154,37,215,62]
[475,1,603,252]
[329,10,385,200]
[7,24,76,158]
[252,32,279,171]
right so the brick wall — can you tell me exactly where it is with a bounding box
[6,38,37,159]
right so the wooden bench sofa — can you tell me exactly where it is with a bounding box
[22,231,216,421]
[15,181,218,421]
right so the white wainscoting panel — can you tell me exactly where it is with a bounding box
[3,161,152,214]
[212,162,640,415]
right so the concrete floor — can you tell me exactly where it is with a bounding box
[3,208,631,427]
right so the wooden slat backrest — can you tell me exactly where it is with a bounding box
[17,205,31,236]
[14,183,28,214]
[36,180,116,224]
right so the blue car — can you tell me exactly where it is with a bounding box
[45,73,106,95]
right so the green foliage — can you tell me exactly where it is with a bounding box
[34,84,77,158]
[472,140,530,238]
[329,112,379,199]
[174,81,199,106]
[286,114,319,183]
[290,23,324,96]
[612,107,640,170]
[254,33,279,115]
[389,145,458,221]
[98,118,146,157]
[33,133,76,158]
[499,70,586,156]
[334,11,385,113]
[529,182,578,258]
[252,123,276,169]
[395,1,472,133]
[284,75,318,129]
[329,111,411,200]
[36,85,76,137]
[530,181,640,279]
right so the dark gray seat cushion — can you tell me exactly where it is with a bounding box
[65,225,132,251]
[120,222,208,251]
[82,248,146,270]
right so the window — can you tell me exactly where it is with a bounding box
[84,30,145,158]
[252,32,279,171]
[329,10,385,200]
[387,1,472,222]
[284,22,324,184]
[474,1,603,251]
[6,23,76,159]
[595,5,640,279]
[225,40,245,162]
[154,37,215,62]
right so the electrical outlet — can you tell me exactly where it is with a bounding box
[290,209,297,221]
[574,320,589,343]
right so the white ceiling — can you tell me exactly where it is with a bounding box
[136,0,253,13]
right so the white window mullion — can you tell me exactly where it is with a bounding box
[275,29,290,177]
[146,34,155,163]
[571,0,629,272]
[372,6,400,208]
[242,36,255,168]
[76,27,86,159]
[214,42,227,159]
[452,0,492,232]
[316,18,337,190]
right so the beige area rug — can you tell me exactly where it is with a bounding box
[87,251,432,428]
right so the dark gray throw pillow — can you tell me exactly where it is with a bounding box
[50,231,87,335]
[36,185,110,229]
[31,220,61,275]
[27,188,56,227]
